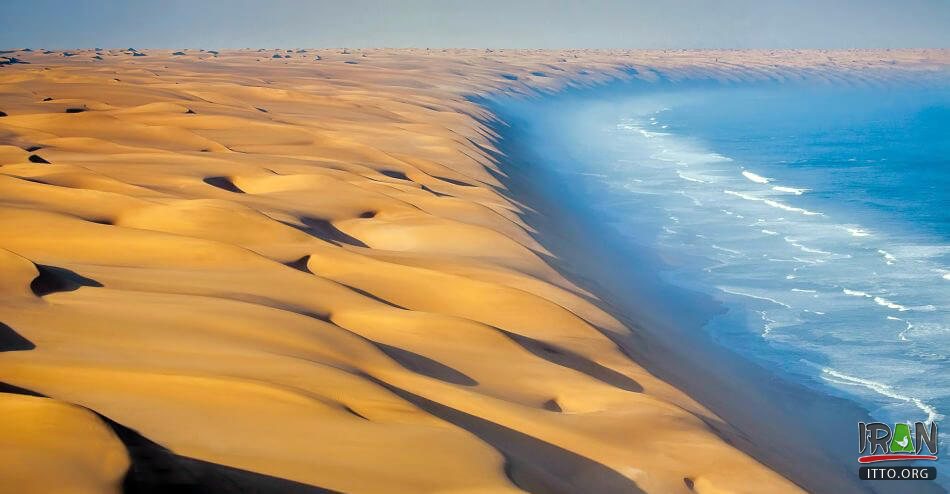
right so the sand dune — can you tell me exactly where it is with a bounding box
[1,48,947,493]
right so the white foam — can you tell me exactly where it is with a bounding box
[724,190,761,201]
[819,367,942,424]
[799,246,830,255]
[638,129,669,139]
[724,190,823,216]
[865,295,935,312]
[784,236,832,255]
[711,244,742,255]
[742,170,771,184]
[719,287,792,308]
[757,311,778,337]
[843,226,871,237]
[888,317,915,341]
[654,149,732,166]
[677,190,703,207]
[763,198,823,216]
[873,296,909,311]
[791,288,817,293]
[772,185,809,195]
[676,171,708,183]
[902,322,948,338]
[843,288,870,297]
[877,249,896,265]
[761,229,779,235]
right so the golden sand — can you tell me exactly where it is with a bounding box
[1,48,946,493]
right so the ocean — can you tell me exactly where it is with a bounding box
[488,75,949,486]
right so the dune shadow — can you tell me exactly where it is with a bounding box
[0,383,339,493]
[0,57,29,66]
[372,342,477,386]
[372,380,643,494]
[285,255,313,273]
[343,285,408,310]
[286,261,409,310]
[501,331,642,393]
[102,418,342,494]
[30,264,103,297]
[203,176,244,193]
[379,170,409,181]
[434,176,475,187]
[291,217,367,247]
[0,381,43,396]
[0,323,34,352]
[420,185,451,197]
[541,399,562,412]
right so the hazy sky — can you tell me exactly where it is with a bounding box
[2,0,948,49]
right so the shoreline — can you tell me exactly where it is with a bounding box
[480,83,947,494]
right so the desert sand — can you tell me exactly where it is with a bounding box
[1,47,947,494]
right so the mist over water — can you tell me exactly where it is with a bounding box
[493,79,950,476]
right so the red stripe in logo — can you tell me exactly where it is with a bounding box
[858,454,938,463]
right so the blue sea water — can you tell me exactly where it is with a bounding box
[604,85,950,422]
[494,79,950,476]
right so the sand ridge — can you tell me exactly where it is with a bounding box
[1,47,947,493]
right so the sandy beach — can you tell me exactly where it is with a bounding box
[1,48,947,493]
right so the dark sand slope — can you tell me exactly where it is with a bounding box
[0,48,947,494]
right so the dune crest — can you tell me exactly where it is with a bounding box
[2,48,946,493]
